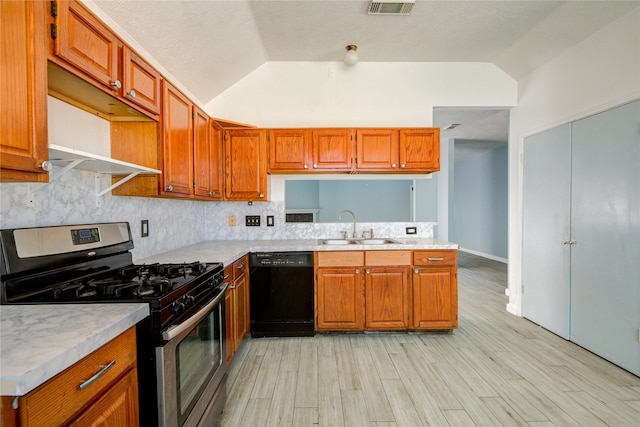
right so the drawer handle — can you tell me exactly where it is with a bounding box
[428,257,444,261]
[79,360,116,390]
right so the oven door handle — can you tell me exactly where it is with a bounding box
[161,283,228,342]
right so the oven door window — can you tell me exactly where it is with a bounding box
[176,304,222,422]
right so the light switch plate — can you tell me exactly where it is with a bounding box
[141,220,149,237]
[406,226,417,235]
[267,215,274,226]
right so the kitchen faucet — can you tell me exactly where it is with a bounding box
[338,209,357,238]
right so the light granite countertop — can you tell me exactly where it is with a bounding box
[137,238,459,266]
[0,303,149,396]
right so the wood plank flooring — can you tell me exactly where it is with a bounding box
[220,252,640,426]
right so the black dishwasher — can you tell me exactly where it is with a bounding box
[249,252,315,337]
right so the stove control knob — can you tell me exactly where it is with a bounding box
[170,301,186,315]
[181,295,195,308]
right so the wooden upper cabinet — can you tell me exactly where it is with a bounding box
[207,121,224,200]
[224,129,268,201]
[193,107,212,198]
[268,129,311,172]
[356,129,399,171]
[161,81,193,197]
[311,129,354,171]
[53,0,120,92]
[399,128,440,172]
[49,0,161,119]
[0,0,49,182]
[122,46,161,115]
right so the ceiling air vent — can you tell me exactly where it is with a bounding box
[368,0,415,15]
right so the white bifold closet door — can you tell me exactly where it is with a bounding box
[569,100,639,376]
[522,100,639,376]
[522,124,572,339]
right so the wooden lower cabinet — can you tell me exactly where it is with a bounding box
[225,255,250,364]
[315,250,457,332]
[2,327,139,426]
[316,267,364,330]
[365,266,410,330]
[412,250,458,330]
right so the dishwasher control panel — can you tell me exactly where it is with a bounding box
[250,252,314,267]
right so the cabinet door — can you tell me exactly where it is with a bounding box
[0,0,49,182]
[411,266,457,329]
[68,368,139,426]
[161,81,193,196]
[122,46,161,115]
[225,288,235,364]
[365,267,409,329]
[54,0,120,92]
[234,274,248,345]
[356,129,399,171]
[268,129,311,172]
[398,128,440,172]
[316,268,364,330]
[193,106,212,198]
[224,129,267,201]
[311,129,354,171]
[208,121,224,200]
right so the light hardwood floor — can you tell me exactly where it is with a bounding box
[220,252,640,426]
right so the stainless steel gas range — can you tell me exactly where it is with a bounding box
[0,222,227,427]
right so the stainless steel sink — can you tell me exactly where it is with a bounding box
[319,238,401,245]
[357,238,401,245]
[319,239,357,245]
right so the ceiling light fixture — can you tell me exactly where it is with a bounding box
[344,45,358,66]
[444,123,461,130]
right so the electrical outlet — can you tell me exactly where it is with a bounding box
[267,215,274,227]
[406,226,417,235]
[246,215,260,226]
[228,215,236,226]
[141,220,149,237]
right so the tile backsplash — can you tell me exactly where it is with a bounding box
[0,167,435,261]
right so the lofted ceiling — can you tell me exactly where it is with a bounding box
[88,0,635,158]
[90,0,636,105]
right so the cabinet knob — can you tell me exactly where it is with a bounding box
[40,161,53,172]
[391,163,396,168]
[208,191,214,196]
[167,185,173,192]
[110,80,122,90]
[126,90,136,98]
[355,269,360,274]
[259,193,264,198]
[400,164,406,168]
[365,269,370,274]
[304,164,308,169]
[313,164,318,168]
[414,268,419,274]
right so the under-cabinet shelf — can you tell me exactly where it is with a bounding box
[46,144,161,197]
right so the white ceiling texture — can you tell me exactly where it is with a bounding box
[90,0,637,159]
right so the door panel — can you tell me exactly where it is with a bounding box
[522,124,571,339]
[570,100,640,376]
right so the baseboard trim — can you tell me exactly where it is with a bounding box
[459,247,508,264]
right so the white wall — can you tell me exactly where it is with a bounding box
[206,62,517,127]
[507,7,640,315]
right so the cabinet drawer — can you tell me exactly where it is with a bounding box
[233,255,247,280]
[413,250,457,266]
[317,251,364,267]
[366,251,411,266]
[19,327,137,426]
